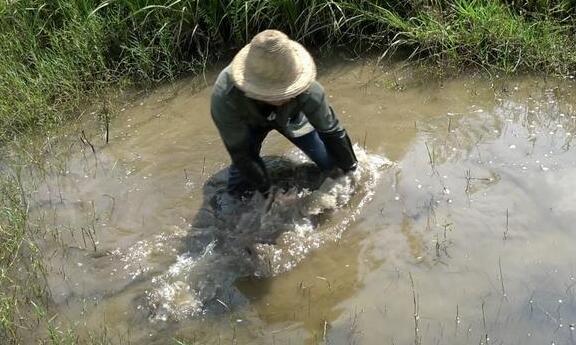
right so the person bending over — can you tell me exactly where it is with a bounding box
[211,29,357,197]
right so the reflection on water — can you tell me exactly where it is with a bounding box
[22,60,576,344]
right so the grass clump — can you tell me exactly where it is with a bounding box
[2,0,576,142]
[379,0,576,73]
[0,169,46,342]
[1,0,576,142]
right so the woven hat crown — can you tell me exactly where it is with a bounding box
[244,30,301,85]
[230,29,316,101]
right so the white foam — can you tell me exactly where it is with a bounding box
[146,147,393,320]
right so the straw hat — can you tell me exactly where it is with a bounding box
[230,30,317,102]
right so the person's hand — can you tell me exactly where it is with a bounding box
[253,175,271,195]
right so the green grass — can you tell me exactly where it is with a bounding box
[0,167,47,342]
[1,0,576,143]
[2,0,576,343]
[387,0,575,73]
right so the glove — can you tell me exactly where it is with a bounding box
[319,129,358,172]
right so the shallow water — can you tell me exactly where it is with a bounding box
[24,60,576,344]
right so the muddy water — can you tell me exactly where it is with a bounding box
[27,60,576,344]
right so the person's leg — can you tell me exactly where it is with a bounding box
[287,130,335,171]
[227,127,270,194]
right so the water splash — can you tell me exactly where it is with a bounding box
[146,147,392,321]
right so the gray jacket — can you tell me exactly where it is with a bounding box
[211,67,343,162]
[211,66,353,193]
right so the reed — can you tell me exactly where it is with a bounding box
[2,0,576,143]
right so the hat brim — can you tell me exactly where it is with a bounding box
[230,41,317,102]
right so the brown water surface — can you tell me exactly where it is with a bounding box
[25,60,576,344]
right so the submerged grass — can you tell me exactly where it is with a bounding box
[2,0,576,343]
[0,168,47,342]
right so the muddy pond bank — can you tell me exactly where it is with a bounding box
[18,60,576,344]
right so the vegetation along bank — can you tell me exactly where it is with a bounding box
[2,0,576,343]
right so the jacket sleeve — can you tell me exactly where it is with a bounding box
[210,92,270,192]
[301,82,358,171]
[300,82,342,133]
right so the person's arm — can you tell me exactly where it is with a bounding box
[301,82,358,172]
[211,93,270,193]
